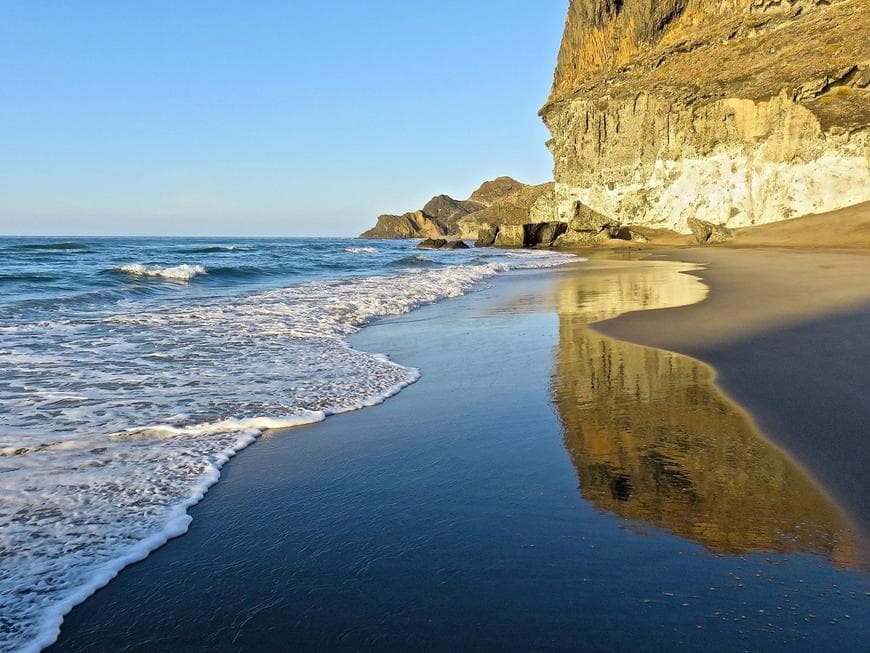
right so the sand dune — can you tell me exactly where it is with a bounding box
[728,201,870,249]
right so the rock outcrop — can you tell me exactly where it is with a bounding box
[415,238,471,250]
[474,223,499,247]
[359,211,448,240]
[687,218,733,244]
[421,195,482,226]
[541,0,870,233]
[416,238,448,250]
[493,225,526,248]
[455,182,555,239]
[359,177,555,241]
[442,240,470,250]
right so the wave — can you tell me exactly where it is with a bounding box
[114,263,207,281]
[389,254,440,268]
[206,265,273,279]
[0,248,577,652]
[344,246,378,254]
[176,245,252,254]
[12,242,89,251]
[0,273,60,283]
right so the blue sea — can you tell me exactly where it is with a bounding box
[0,236,575,652]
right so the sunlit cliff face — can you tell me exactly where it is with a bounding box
[550,262,859,566]
[542,0,870,232]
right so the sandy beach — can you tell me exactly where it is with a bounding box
[595,247,870,541]
[48,256,869,652]
[4,2,869,651]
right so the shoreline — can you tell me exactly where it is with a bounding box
[587,247,870,543]
[47,256,869,651]
[2,243,580,653]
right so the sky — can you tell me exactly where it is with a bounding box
[0,1,568,236]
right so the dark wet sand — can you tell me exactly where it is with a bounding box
[594,248,870,540]
[49,261,869,652]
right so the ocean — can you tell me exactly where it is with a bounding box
[0,236,575,652]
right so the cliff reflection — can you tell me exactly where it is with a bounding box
[553,261,857,565]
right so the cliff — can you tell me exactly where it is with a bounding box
[541,0,870,233]
[359,176,553,240]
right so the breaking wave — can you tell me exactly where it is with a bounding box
[114,263,208,281]
[0,241,578,652]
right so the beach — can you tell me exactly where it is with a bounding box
[596,247,870,541]
[48,253,869,652]
[4,2,869,651]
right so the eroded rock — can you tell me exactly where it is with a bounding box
[361,211,447,240]
[524,221,568,247]
[475,223,499,247]
[494,225,526,248]
[687,218,733,245]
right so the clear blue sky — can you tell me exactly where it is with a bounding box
[0,1,567,236]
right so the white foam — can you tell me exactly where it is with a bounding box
[116,263,207,281]
[0,249,576,652]
[344,246,378,254]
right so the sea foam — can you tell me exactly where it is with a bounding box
[0,247,576,652]
[116,263,207,280]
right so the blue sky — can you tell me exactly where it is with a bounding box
[0,1,567,236]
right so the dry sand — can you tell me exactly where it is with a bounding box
[728,201,870,249]
[604,200,870,249]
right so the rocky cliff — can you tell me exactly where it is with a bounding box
[541,0,870,233]
[359,176,554,241]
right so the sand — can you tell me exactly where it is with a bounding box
[727,201,870,249]
[599,200,870,249]
[594,247,870,539]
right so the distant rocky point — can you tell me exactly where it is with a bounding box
[359,176,548,241]
[359,175,659,248]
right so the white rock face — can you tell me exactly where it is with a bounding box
[545,92,870,232]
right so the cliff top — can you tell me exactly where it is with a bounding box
[544,0,868,131]
[467,176,525,206]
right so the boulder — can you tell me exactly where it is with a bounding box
[494,224,525,248]
[416,238,448,250]
[475,223,499,247]
[687,218,733,245]
[569,201,612,232]
[441,240,470,250]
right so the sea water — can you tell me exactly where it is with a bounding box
[0,236,575,652]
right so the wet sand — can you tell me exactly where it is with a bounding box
[594,248,870,541]
[48,260,869,652]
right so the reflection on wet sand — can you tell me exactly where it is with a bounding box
[552,260,858,566]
